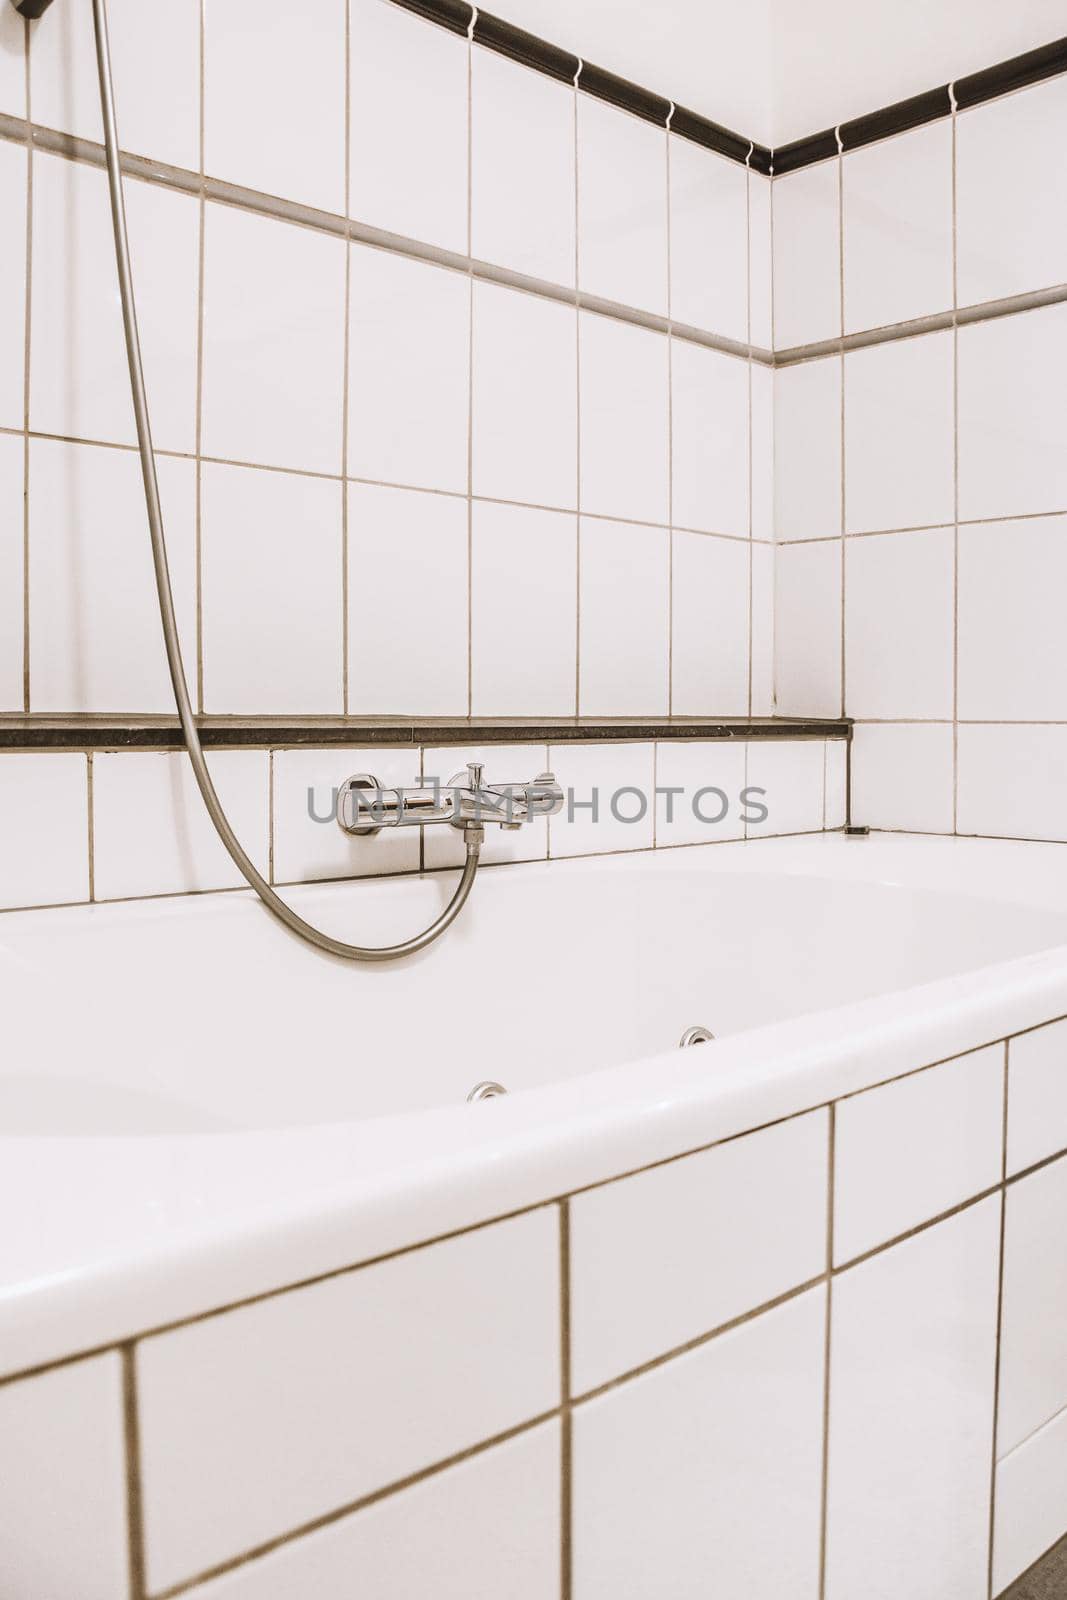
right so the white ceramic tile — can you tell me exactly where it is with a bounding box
[92,750,269,900]
[31,157,198,452]
[0,3,25,118]
[957,724,1067,844]
[670,339,748,535]
[842,119,953,333]
[202,202,345,475]
[958,516,1067,721]
[137,1209,559,1594]
[272,746,421,884]
[573,1287,825,1600]
[654,739,748,847]
[349,0,468,255]
[471,45,575,285]
[850,722,955,834]
[774,356,841,541]
[834,1045,1003,1264]
[349,245,470,496]
[825,1198,1001,1600]
[578,313,669,526]
[824,738,847,829]
[0,432,23,710]
[204,0,345,212]
[472,282,577,510]
[0,141,26,432]
[668,135,747,340]
[993,1403,1067,1596]
[471,501,576,716]
[749,170,773,351]
[0,752,89,909]
[185,1419,561,1600]
[347,481,468,716]
[548,741,655,857]
[577,95,667,315]
[774,540,842,718]
[958,303,1067,523]
[772,159,841,349]
[571,1110,827,1391]
[998,1157,1067,1457]
[844,528,954,720]
[745,739,826,836]
[30,0,198,168]
[750,540,775,715]
[957,76,1067,307]
[844,331,954,533]
[28,441,196,713]
[750,361,774,540]
[670,531,749,715]
[579,518,669,716]
[0,1354,128,1600]
[201,462,343,714]
[423,742,551,870]
[1008,1020,1067,1178]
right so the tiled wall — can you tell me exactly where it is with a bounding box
[772,72,1067,840]
[7,1014,1067,1596]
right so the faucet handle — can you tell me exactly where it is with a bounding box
[466,761,484,790]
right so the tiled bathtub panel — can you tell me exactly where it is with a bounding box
[1007,1019,1067,1177]
[997,1156,1067,1460]
[572,1285,826,1600]
[569,1109,829,1394]
[186,1419,561,1600]
[832,1044,1004,1265]
[0,1353,129,1600]
[137,1208,561,1593]
[0,751,90,910]
[993,1404,1067,1598]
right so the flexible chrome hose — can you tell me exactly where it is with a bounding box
[90,0,481,960]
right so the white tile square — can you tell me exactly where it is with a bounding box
[994,1403,1067,1597]
[349,245,470,495]
[471,501,576,716]
[957,76,1067,307]
[472,282,577,510]
[750,540,775,715]
[349,0,468,255]
[204,0,345,212]
[0,142,26,432]
[0,4,25,119]
[958,724,1067,843]
[347,481,468,715]
[272,745,421,884]
[842,119,953,333]
[571,1110,827,1391]
[184,1420,561,1600]
[670,531,749,715]
[774,540,842,718]
[958,303,1067,523]
[670,340,748,535]
[0,751,89,909]
[137,1209,560,1593]
[654,739,747,846]
[578,313,669,526]
[548,741,655,857]
[774,356,841,541]
[849,723,955,834]
[471,45,575,285]
[202,203,346,475]
[745,740,826,836]
[92,750,270,900]
[998,1158,1067,1457]
[844,330,954,533]
[749,170,773,350]
[579,518,669,716]
[573,1288,826,1600]
[668,135,747,340]
[28,441,196,713]
[833,1045,1004,1264]
[825,1199,1000,1600]
[31,157,198,452]
[201,462,343,714]
[0,1355,129,1600]
[577,95,667,314]
[772,160,841,349]
[0,432,23,710]
[844,528,954,719]
[750,360,773,539]
[958,515,1067,721]
[824,738,847,829]
[1008,1019,1067,1178]
[423,742,551,870]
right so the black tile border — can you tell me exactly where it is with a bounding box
[472,10,578,84]
[0,717,851,752]
[577,60,673,128]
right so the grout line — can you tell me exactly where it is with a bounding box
[665,115,674,718]
[818,1102,836,1600]
[572,65,582,718]
[193,0,207,717]
[558,1198,573,1600]
[836,135,847,722]
[21,31,32,715]
[86,751,95,901]
[340,0,352,718]
[745,147,755,717]
[267,749,275,885]
[987,1041,1009,1600]
[950,83,960,837]
[465,17,474,719]
[121,1345,148,1600]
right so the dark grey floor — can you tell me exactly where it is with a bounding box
[1003,1534,1067,1599]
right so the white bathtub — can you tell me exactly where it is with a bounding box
[4,833,1067,1597]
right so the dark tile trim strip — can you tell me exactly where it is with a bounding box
[0,717,852,751]
[576,61,672,128]
[473,10,579,85]
[771,128,840,175]
[388,0,473,38]
[839,85,953,152]
[955,34,1067,109]
[670,104,768,171]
